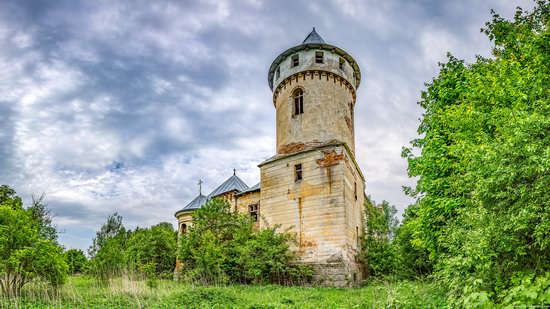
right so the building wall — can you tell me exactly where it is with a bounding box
[259,144,364,286]
[235,191,261,227]
[274,72,356,156]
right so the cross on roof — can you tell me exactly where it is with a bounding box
[198,179,203,195]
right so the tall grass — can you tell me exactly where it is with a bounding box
[0,275,446,308]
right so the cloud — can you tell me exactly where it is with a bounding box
[0,0,535,250]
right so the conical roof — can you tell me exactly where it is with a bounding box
[208,174,249,198]
[302,27,325,44]
[180,194,208,212]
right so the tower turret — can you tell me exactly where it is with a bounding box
[268,28,361,155]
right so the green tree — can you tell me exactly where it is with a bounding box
[403,2,550,305]
[64,249,88,274]
[0,185,68,297]
[178,198,311,285]
[126,222,177,278]
[88,213,128,281]
[359,198,398,279]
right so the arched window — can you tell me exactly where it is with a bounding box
[293,89,304,115]
[181,223,187,235]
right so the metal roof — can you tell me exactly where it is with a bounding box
[236,182,260,196]
[303,27,325,44]
[208,174,249,198]
[267,29,361,91]
[178,194,208,213]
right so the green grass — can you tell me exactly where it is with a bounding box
[0,276,446,308]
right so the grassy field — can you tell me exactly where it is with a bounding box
[1,276,446,308]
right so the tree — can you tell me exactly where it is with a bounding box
[64,249,88,274]
[0,185,67,297]
[359,198,399,278]
[88,213,128,281]
[126,222,177,278]
[178,198,311,285]
[402,2,550,305]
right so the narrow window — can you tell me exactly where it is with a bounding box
[356,226,360,246]
[248,204,259,222]
[354,182,357,201]
[339,58,345,70]
[291,54,299,67]
[293,89,304,115]
[295,164,303,181]
[275,66,280,79]
[315,51,324,64]
[181,223,187,235]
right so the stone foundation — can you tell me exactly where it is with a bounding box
[308,261,363,287]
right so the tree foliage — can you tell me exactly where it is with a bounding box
[402,1,550,305]
[64,249,88,274]
[126,222,177,278]
[359,198,398,279]
[0,185,67,297]
[178,198,312,285]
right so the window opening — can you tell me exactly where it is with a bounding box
[291,54,299,67]
[315,51,324,64]
[249,204,259,222]
[295,164,303,181]
[293,89,304,115]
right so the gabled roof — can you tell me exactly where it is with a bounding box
[208,174,249,198]
[179,194,208,213]
[302,27,325,44]
[236,182,260,196]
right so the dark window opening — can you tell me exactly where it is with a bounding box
[291,54,299,67]
[339,58,345,70]
[315,51,324,64]
[356,226,360,246]
[293,89,304,115]
[181,223,187,235]
[354,182,358,201]
[249,204,259,222]
[275,66,280,79]
[295,164,303,181]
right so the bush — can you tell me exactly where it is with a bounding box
[64,249,88,274]
[177,198,312,285]
[0,185,68,296]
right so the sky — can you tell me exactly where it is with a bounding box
[0,0,535,251]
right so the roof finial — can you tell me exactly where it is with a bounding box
[233,168,236,176]
[198,179,203,195]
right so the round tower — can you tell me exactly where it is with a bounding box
[268,28,361,156]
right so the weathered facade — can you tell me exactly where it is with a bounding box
[175,28,366,287]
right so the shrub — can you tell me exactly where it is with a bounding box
[178,198,312,285]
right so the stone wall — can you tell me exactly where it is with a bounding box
[275,72,356,155]
[259,144,364,286]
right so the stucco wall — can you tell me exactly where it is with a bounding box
[275,72,356,155]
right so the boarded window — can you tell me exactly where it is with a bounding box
[293,89,304,115]
[249,204,259,222]
[181,223,187,235]
[339,58,345,70]
[291,54,299,67]
[315,51,324,64]
[295,164,303,181]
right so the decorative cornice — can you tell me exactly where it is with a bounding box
[272,70,357,106]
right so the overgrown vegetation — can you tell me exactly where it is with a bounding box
[87,213,177,283]
[178,198,312,285]
[1,2,549,307]
[0,185,68,297]
[401,1,550,306]
[0,275,446,308]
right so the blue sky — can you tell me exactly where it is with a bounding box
[0,0,534,251]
